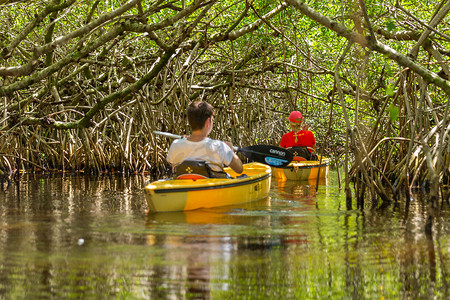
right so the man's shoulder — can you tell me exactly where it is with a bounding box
[204,138,233,154]
[169,138,190,150]
[171,138,187,145]
[204,138,225,145]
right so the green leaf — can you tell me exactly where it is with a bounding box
[388,104,399,122]
[386,86,395,97]
[386,21,396,32]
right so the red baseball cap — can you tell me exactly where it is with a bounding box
[288,111,303,123]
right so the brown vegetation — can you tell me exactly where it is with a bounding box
[0,1,449,204]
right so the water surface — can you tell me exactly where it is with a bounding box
[0,172,448,299]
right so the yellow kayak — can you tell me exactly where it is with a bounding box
[145,162,271,212]
[271,156,330,181]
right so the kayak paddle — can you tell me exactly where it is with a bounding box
[236,144,293,167]
[153,131,182,139]
[153,131,293,167]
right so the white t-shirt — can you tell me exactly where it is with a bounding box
[166,138,234,171]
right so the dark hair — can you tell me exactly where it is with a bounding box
[187,101,214,131]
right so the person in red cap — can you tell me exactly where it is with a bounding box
[280,111,316,151]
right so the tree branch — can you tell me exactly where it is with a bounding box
[286,0,450,96]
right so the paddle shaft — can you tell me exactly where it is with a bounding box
[153,131,182,139]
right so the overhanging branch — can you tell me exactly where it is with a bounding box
[285,0,450,96]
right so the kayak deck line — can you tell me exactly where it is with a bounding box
[277,161,329,170]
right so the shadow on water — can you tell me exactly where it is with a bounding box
[0,172,449,299]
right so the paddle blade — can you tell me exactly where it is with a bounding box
[238,145,293,167]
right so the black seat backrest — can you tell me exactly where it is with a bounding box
[174,160,230,179]
[174,160,211,179]
[288,146,316,160]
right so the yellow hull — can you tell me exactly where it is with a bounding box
[271,157,330,181]
[145,162,271,212]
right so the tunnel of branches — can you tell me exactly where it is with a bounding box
[0,0,449,204]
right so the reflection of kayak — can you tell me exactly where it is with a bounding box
[145,162,271,212]
[271,156,330,181]
[146,197,270,224]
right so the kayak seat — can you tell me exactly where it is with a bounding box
[292,156,307,161]
[176,174,208,181]
[174,160,229,180]
[287,147,318,161]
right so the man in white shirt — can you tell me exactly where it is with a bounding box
[166,101,243,175]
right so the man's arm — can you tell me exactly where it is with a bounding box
[228,153,243,174]
[225,141,243,174]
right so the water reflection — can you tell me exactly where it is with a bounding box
[146,198,270,225]
[273,179,320,205]
[0,173,448,298]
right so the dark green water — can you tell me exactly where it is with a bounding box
[0,172,449,299]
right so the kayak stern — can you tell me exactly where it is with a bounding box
[271,156,330,181]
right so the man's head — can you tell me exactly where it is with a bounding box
[288,111,303,131]
[187,101,215,131]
